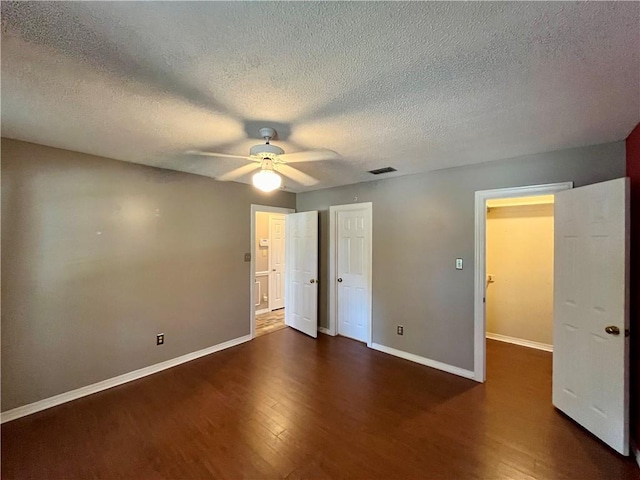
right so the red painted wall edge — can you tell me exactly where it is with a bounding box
[626,122,640,454]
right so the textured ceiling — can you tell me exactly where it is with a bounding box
[2,1,639,192]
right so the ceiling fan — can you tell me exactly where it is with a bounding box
[188,127,340,192]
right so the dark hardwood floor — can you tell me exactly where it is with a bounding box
[2,334,638,479]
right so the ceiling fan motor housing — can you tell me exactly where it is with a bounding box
[250,143,284,158]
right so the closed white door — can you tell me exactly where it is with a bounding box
[335,205,371,343]
[285,211,318,338]
[269,215,286,310]
[553,177,629,455]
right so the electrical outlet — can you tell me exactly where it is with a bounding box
[397,325,404,335]
[156,333,164,345]
[244,253,251,262]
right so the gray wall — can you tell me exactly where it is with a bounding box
[297,142,626,371]
[1,139,295,411]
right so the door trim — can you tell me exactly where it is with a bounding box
[473,182,572,382]
[250,204,295,340]
[329,202,373,346]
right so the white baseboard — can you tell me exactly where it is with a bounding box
[486,332,553,352]
[370,343,475,380]
[1,334,252,424]
[318,327,335,336]
[255,308,269,315]
[634,445,640,469]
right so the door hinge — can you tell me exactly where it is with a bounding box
[483,297,486,304]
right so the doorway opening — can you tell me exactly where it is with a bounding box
[250,205,295,339]
[485,195,555,354]
[473,183,572,382]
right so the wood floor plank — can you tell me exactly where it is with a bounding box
[2,332,638,479]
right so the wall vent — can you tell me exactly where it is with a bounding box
[368,167,397,175]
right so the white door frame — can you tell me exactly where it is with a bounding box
[328,202,373,346]
[473,182,572,382]
[250,204,295,340]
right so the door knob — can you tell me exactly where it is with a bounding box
[337,278,343,283]
[605,326,620,335]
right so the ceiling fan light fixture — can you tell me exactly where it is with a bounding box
[252,166,282,192]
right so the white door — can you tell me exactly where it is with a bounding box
[269,215,286,310]
[285,211,318,338]
[553,177,629,455]
[335,204,372,343]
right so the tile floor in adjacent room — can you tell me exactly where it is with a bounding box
[255,308,286,337]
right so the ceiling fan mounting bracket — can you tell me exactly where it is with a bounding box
[259,127,277,142]
[249,127,284,158]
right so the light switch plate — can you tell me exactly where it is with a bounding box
[456,258,463,270]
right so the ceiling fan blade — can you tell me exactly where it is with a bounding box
[278,149,340,163]
[216,163,260,181]
[187,150,252,161]
[276,164,319,186]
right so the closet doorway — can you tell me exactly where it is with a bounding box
[474,179,630,455]
[473,182,571,380]
[485,194,555,352]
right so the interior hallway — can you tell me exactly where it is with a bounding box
[2,334,637,479]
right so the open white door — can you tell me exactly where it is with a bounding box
[285,211,318,338]
[553,177,629,455]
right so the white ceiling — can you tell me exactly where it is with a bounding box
[2,2,638,192]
